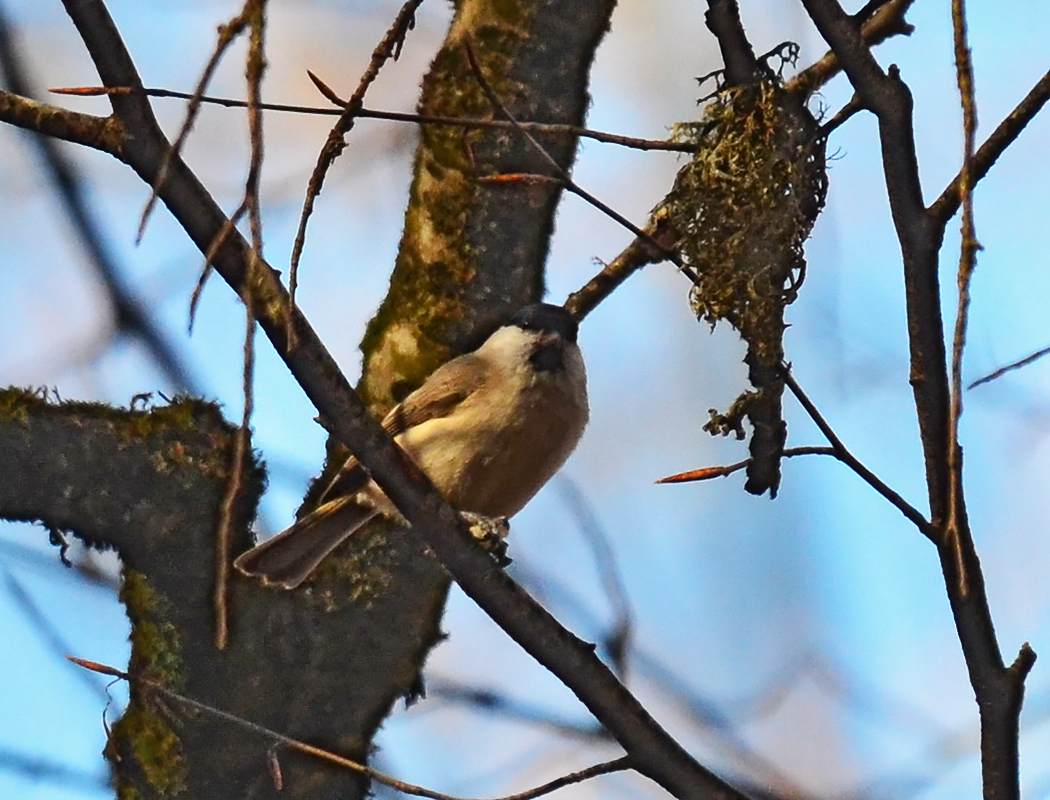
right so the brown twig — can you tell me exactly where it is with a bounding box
[0,88,124,151]
[463,42,699,304]
[50,84,697,152]
[787,0,915,98]
[818,93,865,137]
[656,447,835,484]
[968,343,1050,389]
[68,657,631,800]
[136,4,253,243]
[781,370,936,541]
[565,218,685,321]
[288,0,426,331]
[944,0,979,598]
[213,0,267,650]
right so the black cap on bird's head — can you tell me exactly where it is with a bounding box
[509,303,579,344]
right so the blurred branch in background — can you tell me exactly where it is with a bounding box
[0,3,201,396]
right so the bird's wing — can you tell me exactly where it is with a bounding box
[314,353,489,505]
[381,353,489,437]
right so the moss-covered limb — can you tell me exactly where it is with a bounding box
[0,389,244,552]
[0,390,456,798]
[356,0,618,417]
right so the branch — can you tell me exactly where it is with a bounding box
[968,343,1050,389]
[798,0,947,524]
[56,1,747,798]
[0,88,124,151]
[70,658,631,800]
[289,0,425,310]
[704,0,767,86]
[780,374,935,540]
[52,85,696,152]
[929,66,1050,224]
[787,0,915,98]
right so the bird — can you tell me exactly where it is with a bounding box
[234,302,589,589]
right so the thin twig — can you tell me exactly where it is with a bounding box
[968,344,1050,389]
[462,42,698,294]
[67,658,630,800]
[289,0,426,337]
[427,679,607,740]
[136,5,252,242]
[781,369,936,541]
[818,93,865,137]
[557,478,632,677]
[214,0,267,651]
[51,84,697,152]
[565,218,683,321]
[188,203,247,331]
[656,447,835,484]
[945,0,979,597]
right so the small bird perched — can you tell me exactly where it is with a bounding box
[234,302,589,589]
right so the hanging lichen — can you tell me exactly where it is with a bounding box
[655,80,827,495]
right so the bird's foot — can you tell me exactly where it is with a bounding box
[460,512,512,567]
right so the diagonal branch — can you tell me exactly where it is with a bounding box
[786,0,915,98]
[71,658,632,800]
[0,88,124,151]
[930,66,1050,224]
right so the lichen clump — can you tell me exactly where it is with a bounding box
[660,80,827,359]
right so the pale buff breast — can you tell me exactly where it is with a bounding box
[395,350,587,518]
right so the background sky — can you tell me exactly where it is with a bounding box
[2,1,1050,799]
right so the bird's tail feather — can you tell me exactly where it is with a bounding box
[233,496,378,589]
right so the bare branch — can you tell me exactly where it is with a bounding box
[0,88,123,151]
[52,84,697,152]
[70,658,631,800]
[289,0,426,313]
[136,3,252,242]
[930,66,1050,224]
[968,343,1050,389]
[564,222,681,320]
[944,0,980,597]
[781,370,936,541]
[787,0,915,98]
[463,43,698,314]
